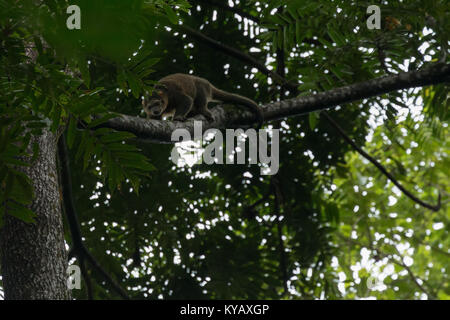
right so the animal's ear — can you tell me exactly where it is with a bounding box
[154,84,168,96]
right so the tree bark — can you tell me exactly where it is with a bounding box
[0,129,71,299]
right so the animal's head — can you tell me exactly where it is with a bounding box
[142,85,169,118]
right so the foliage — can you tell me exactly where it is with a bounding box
[332,112,449,299]
[0,0,448,299]
[0,0,155,224]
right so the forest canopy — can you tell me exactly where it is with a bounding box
[0,0,448,300]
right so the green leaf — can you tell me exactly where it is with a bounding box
[126,72,141,99]
[298,82,317,92]
[325,203,340,224]
[26,121,47,129]
[75,131,89,163]
[31,142,39,162]
[33,36,43,54]
[99,131,135,143]
[327,22,345,46]
[277,27,283,50]
[11,171,33,205]
[272,32,278,53]
[295,19,304,44]
[164,4,178,24]
[270,13,287,26]
[83,138,95,171]
[87,113,119,128]
[105,142,139,152]
[6,201,36,224]
[309,112,320,130]
[287,7,299,20]
[107,162,122,192]
[0,155,30,167]
[117,69,128,94]
[50,103,62,133]
[78,58,91,88]
[132,57,159,74]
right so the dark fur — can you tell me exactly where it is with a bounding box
[142,74,263,127]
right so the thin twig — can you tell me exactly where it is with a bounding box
[271,176,288,295]
[337,234,435,298]
[389,245,435,298]
[322,111,441,211]
[375,39,392,74]
[81,247,130,300]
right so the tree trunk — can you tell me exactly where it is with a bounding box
[0,130,71,299]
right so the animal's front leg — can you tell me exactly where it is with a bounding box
[194,89,215,122]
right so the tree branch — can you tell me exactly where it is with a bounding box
[376,40,392,74]
[271,176,288,295]
[81,246,130,300]
[99,63,450,143]
[78,258,93,300]
[338,234,435,298]
[389,245,435,298]
[322,111,441,211]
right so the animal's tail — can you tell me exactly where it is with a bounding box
[212,87,264,128]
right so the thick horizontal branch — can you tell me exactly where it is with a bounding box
[101,63,450,143]
[262,63,450,120]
